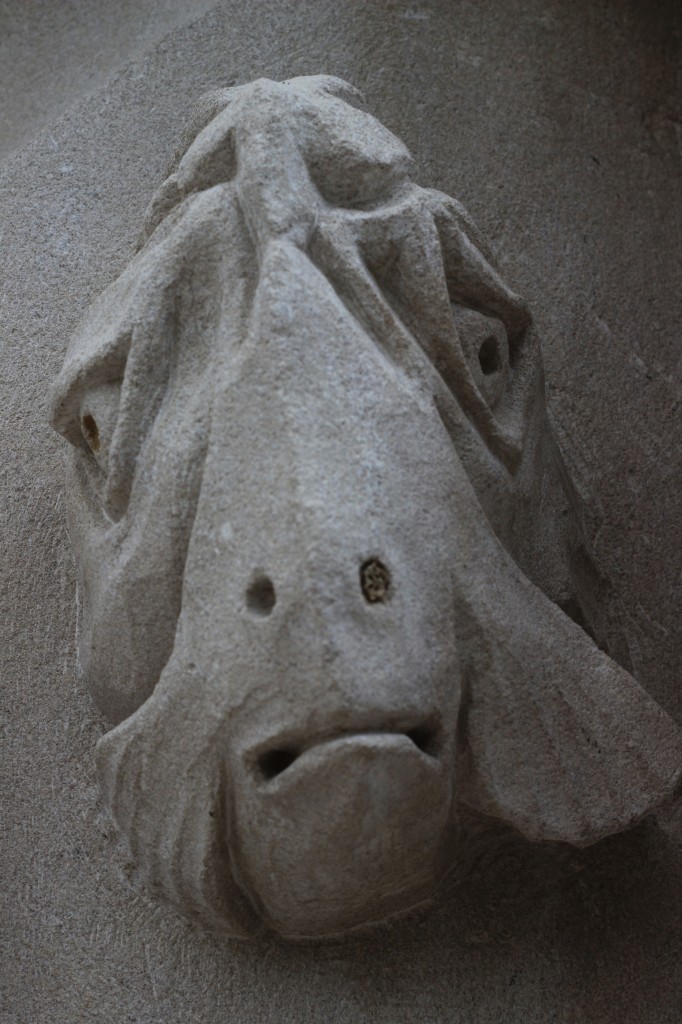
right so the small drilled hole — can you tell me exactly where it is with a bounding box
[478,335,500,376]
[82,413,100,452]
[360,558,391,603]
[258,748,299,780]
[246,574,276,617]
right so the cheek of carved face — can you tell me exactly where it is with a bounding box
[61,298,215,724]
[69,386,210,723]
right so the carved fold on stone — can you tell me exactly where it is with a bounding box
[49,75,682,939]
[450,493,682,845]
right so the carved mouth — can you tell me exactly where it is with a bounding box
[255,722,442,783]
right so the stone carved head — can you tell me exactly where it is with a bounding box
[49,76,681,939]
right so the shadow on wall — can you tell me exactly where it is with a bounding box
[130,817,682,1020]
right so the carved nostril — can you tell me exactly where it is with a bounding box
[258,748,300,780]
[246,574,276,617]
[360,558,391,603]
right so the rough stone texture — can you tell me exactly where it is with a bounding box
[2,1,681,1021]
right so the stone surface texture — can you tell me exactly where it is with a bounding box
[2,1,681,1021]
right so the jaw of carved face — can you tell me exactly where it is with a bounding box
[49,75,681,939]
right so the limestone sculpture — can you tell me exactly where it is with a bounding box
[48,75,682,939]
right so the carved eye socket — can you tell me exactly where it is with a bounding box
[478,335,501,376]
[451,304,510,408]
[78,380,122,477]
[81,413,100,452]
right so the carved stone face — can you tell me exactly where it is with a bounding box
[50,76,680,939]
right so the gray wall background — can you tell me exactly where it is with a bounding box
[2,2,680,1021]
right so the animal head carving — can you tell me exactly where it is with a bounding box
[49,76,681,939]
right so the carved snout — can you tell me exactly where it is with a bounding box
[101,238,467,936]
[232,730,453,938]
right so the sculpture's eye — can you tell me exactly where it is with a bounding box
[477,334,502,376]
[78,380,122,478]
[451,304,510,409]
[81,412,100,452]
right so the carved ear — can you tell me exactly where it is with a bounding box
[457,529,682,845]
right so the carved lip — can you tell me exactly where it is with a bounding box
[252,720,443,784]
